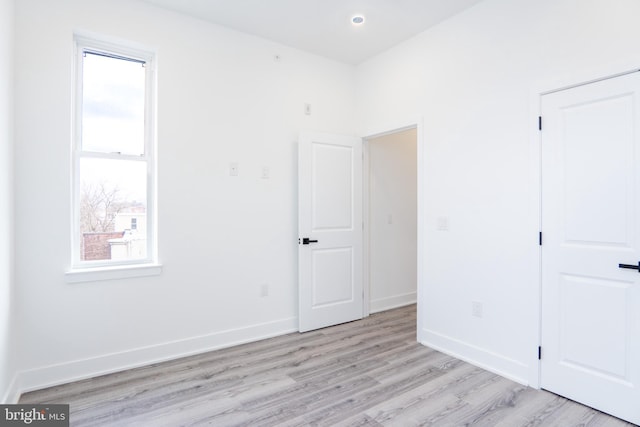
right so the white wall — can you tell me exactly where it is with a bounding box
[356,0,640,384]
[368,129,417,313]
[16,0,640,397]
[0,0,15,403]
[13,0,356,392]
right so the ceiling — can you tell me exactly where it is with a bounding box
[139,0,485,65]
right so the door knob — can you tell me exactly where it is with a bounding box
[618,262,640,272]
[301,237,318,245]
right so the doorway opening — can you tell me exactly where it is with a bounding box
[364,127,418,315]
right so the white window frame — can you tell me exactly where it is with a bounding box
[66,34,160,282]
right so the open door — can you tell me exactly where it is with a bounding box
[298,131,363,332]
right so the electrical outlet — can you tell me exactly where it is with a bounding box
[472,301,483,318]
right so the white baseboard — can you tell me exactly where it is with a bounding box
[16,316,298,397]
[1,373,21,404]
[370,292,416,314]
[420,327,530,386]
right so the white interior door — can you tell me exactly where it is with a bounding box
[298,131,363,332]
[541,71,640,425]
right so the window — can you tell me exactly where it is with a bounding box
[71,35,156,271]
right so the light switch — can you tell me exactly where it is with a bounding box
[472,301,483,318]
[437,216,449,231]
[229,162,238,176]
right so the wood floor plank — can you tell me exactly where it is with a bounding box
[20,304,637,427]
[361,364,492,425]
[299,363,456,425]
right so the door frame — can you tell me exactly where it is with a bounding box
[530,63,640,389]
[361,117,425,340]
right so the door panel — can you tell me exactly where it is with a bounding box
[312,247,354,307]
[541,72,640,425]
[312,142,354,230]
[299,132,363,332]
[559,274,631,380]
[563,94,633,246]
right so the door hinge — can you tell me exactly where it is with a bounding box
[539,232,542,246]
[538,116,542,131]
[538,346,542,360]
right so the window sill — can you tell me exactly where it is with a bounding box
[65,263,162,284]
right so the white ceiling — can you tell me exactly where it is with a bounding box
[139,0,485,65]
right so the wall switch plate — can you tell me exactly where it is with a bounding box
[262,166,270,179]
[437,216,449,231]
[472,301,483,318]
[230,162,239,176]
[260,284,269,297]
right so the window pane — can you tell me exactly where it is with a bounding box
[82,52,146,156]
[79,158,147,262]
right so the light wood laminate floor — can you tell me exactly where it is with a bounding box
[21,305,636,426]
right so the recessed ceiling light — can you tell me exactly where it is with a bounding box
[351,15,365,25]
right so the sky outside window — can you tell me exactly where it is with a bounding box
[82,52,146,156]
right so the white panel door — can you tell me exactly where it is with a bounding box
[298,131,363,332]
[541,71,640,425]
